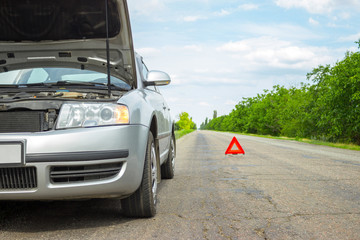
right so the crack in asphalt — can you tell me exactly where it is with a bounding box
[254,219,271,240]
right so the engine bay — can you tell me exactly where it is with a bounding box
[0,91,118,101]
[0,90,122,133]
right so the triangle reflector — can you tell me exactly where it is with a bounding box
[225,137,245,155]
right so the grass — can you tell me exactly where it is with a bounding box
[216,131,360,151]
[175,129,195,140]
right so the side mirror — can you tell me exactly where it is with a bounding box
[144,70,171,86]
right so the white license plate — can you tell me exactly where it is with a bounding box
[0,141,26,166]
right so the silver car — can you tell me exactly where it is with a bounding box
[0,0,175,218]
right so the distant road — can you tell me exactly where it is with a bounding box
[1,130,359,239]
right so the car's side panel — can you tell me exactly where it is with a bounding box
[117,89,171,161]
[144,89,171,163]
[134,55,172,164]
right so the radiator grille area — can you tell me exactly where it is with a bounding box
[0,111,45,133]
[50,162,123,184]
[0,167,37,190]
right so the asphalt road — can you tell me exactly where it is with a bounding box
[1,130,359,239]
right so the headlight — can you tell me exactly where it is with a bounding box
[56,103,129,129]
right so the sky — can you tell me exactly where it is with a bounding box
[127,0,360,126]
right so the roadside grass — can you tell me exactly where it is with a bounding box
[216,131,360,151]
[175,129,195,140]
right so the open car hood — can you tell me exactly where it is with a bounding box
[0,0,136,88]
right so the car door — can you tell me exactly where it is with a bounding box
[140,60,171,163]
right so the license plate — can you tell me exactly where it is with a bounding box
[0,140,26,166]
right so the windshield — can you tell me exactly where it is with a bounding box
[0,67,131,90]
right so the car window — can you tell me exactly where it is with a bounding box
[0,70,20,84]
[27,68,49,83]
[0,67,131,90]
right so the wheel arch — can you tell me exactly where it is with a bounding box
[149,115,158,140]
[171,121,176,158]
[149,114,161,183]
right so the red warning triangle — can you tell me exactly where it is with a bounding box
[225,137,245,155]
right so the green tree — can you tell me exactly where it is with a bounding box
[190,117,197,130]
[307,47,360,143]
[174,121,180,131]
[213,110,217,119]
[176,112,197,130]
[177,112,191,130]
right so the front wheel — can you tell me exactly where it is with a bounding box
[121,131,158,218]
[161,135,175,179]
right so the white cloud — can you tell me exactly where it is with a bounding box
[184,45,203,52]
[242,23,321,41]
[194,69,209,73]
[309,17,319,26]
[338,32,360,42]
[167,97,180,103]
[275,0,333,14]
[213,4,259,17]
[225,100,237,106]
[275,0,360,15]
[238,4,259,11]
[128,0,165,17]
[214,9,231,16]
[216,41,250,52]
[270,46,315,63]
[183,15,207,22]
[136,47,160,56]
[199,102,211,107]
[339,12,351,19]
[217,36,331,70]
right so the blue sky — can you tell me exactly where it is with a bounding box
[127,0,360,126]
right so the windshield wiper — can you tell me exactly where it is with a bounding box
[0,84,19,88]
[7,81,129,91]
[107,83,131,91]
[21,81,105,88]
[53,81,129,90]
[20,82,52,88]
[49,80,106,87]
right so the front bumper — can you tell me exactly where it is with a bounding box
[0,125,149,200]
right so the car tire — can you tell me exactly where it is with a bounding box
[161,135,175,179]
[121,131,158,218]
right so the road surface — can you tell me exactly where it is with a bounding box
[1,130,359,239]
